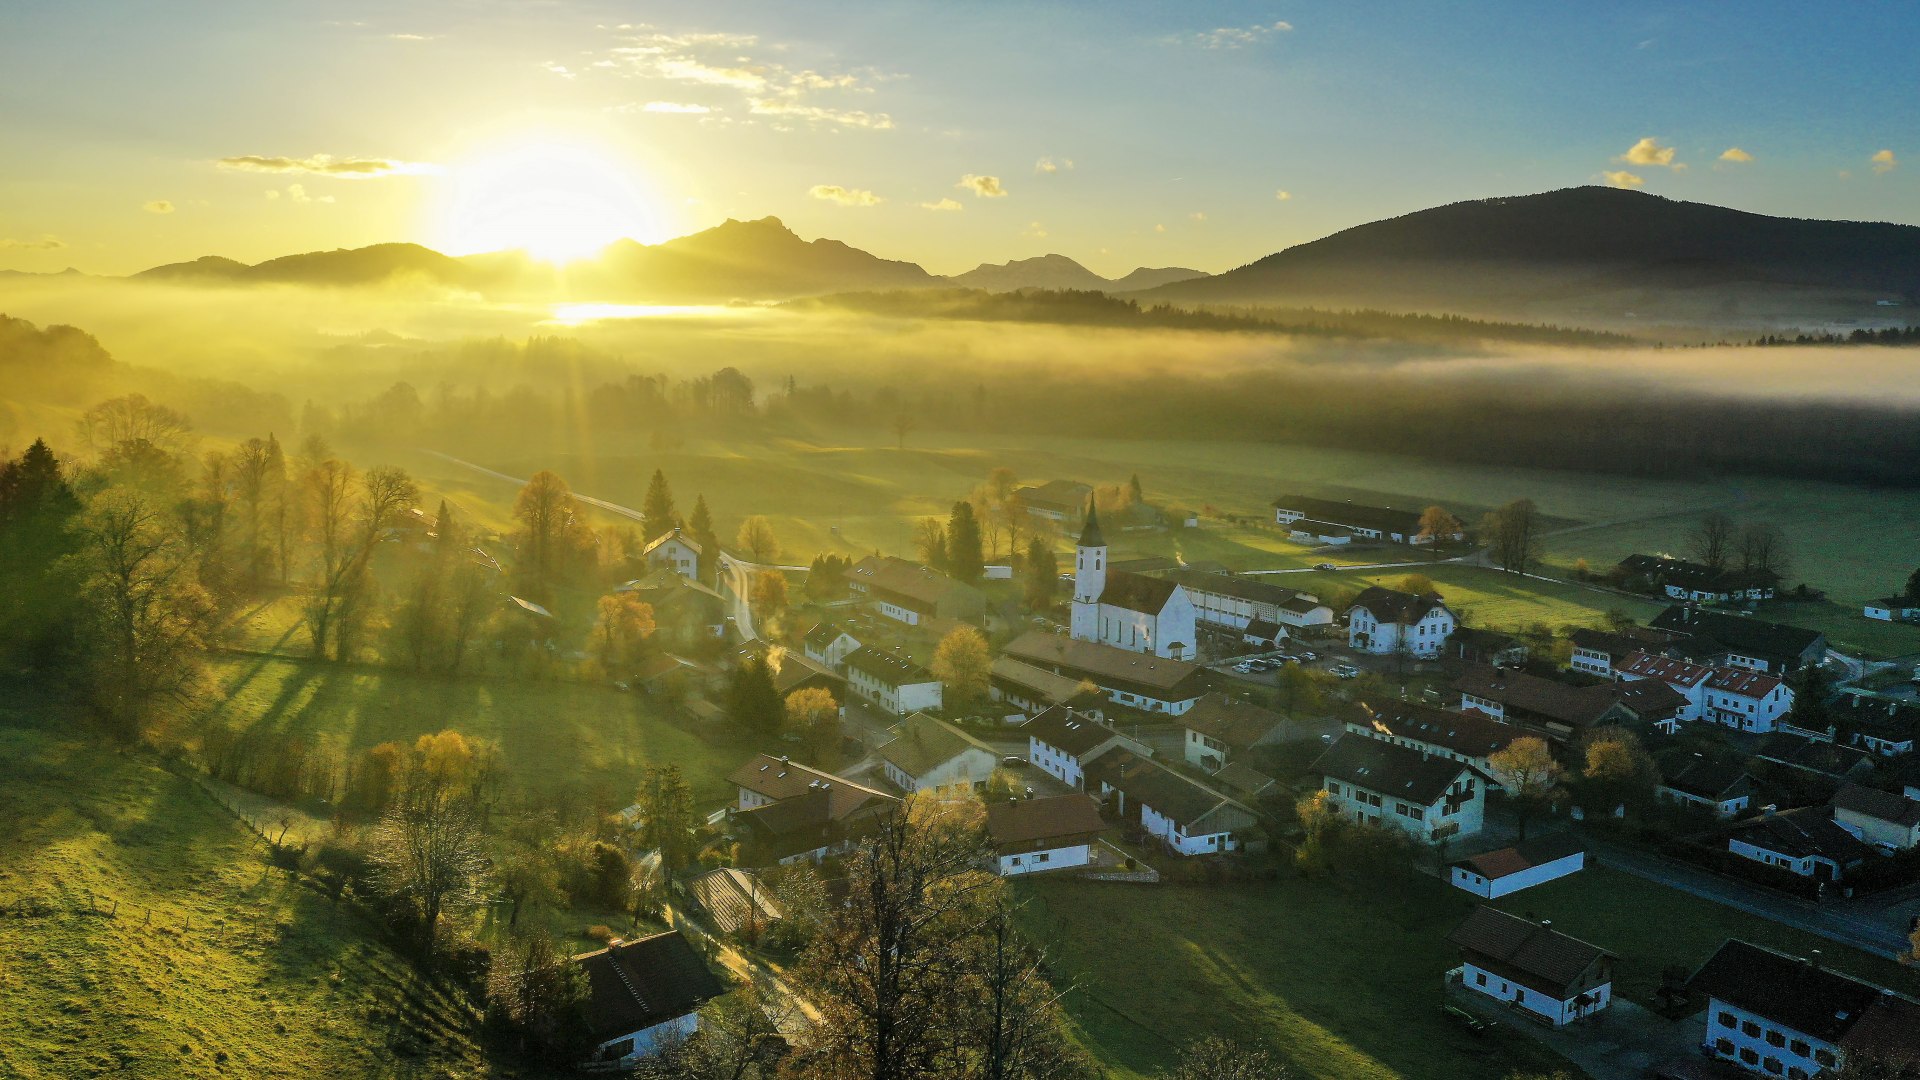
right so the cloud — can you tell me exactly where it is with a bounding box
[265,189,280,200]
[389,33,436,41]
[285,184,335,204]
[1603,170,1645,188]
[748,98,893,129]
[542,61,577,80]
[957,174,1007,198]
[640,101,712,113]
[1153,224,1166,233]
[216,153,434,178]
[1189,211,1207,223]
[1173,21,1294,49]
[1024,221,1048,239]
[919,198,964,212]
[143,200,175,214]
[1619,137,1677,167]
[1872,149,1898,174]
[1719,147,1753,163]
[1274,189,1292,201]
[598,26,897,131]
[808,184,881,207]
[1034,156,1073,174]
[0,235,65,251]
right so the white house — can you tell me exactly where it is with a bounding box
[1181,693,1288,770]
[1689,939,1920,1077]
[1346,586,1456,657]
[876,712,999,794]
[576,931,726,1069]
[1271,495,1461,545]
[1727,807,1873,881]
[1312,733,1487,843]
[1616,651,1793,733]
[1448,833,1586,898]
[1022,705,1152,789]
[1288,519,1353,546]
[984,794,1109,876]
[842,647,944,716]
[642,528,703,580]
[1447,907,1614,1028]
[727,754,894,815]
[1159,569,1331,634]
[1087,751,1257,856]
[1068,505,1197,660]
[1657,756,1757,818]
[802,622,862,669]
[1003,631,1210,716]
[1345,700,1519,792]
[1865,596,1920,622]
[1832,784,1920,851]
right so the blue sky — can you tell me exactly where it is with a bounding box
[1,0,1913,275]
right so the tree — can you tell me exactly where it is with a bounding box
[728,656,785,735]
[915,517,948,571]
[1738,522,1790,582]
[1481,499,1542,575]
[1577,728,1658,813]
[299,458,356,657]
[367,794,487,950]
[1127,473,1145,505]
[1161,1036,1290,1080]
[786,687,843,765]
[635,764,697,883]
[1691,512,1735,571]
[689,494,718,580]
[932,626,992,712]
[1398,573,1438,597]
[1488,736,1566,841]
[891,413,918,450]
[642,468,678,540]
[736,515,780,563]
[593,592,656,673]
[1417,505,1462,551]
[513,470,576,596]
[1022,538,1057,611]
[486,922,590,1060]
[0,439,84,672]
[946,501,985,585]
[77,393,193,456]
[1275,663,1323,716]
[1788,665,1830,733]
[750,571,789,630]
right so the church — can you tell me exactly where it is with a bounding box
[1069,504,1198,660]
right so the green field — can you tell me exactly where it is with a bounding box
[0,701,509,1080]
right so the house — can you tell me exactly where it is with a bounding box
[1180,692,1290,770]
[802,622,862,669]
[1158,568,1333,633]
[1022,704,1152,789]
[1449,833,1586,898]
[1755,734,1875,783]
[728,753,893,814]
[1446,627,1529,668]
[1086,751,1258,856]
[876,712,999,793]
[1002,631,1212,715]
[1657,755,1757,817]
[1012,479,1093,523]
[1211,761,1279,802]
[731,783,899,866]
[1287,519,1354,546]
[684,867,781,938]
[1832,784,1920,851]
[614,571,728,645]
[1567,626,1676,678]
[1727,807,1873,881]
[1613,678,1691,734]
[1864,596,1920,622]
[1347,586,1457,657]
[1271,494,1461,545]
[984,794,1109,876]
[988,656,1094,716]
[1447,907,1614,1027]
[1832,690,1919,757]
[766,649,846,702]
[1689,939,1920,1077]
[1241,619,1287,649]
[1616,554,1777,604]
[1312,734,1487,843]
[1069,505,1198,660]
[1346,700,1519,790]
[642,528,703,580]
[842,647,944,716]
[1616,651,1794,733]
[843,556,987,626]
[575,931,726,1069]
[1649,606,1827,675]
[1453,666,1637,742]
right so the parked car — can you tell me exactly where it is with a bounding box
[1314,562,1337,570]
[1298,650,1317,661]
[1234,661,1258,673]
[1331,663,1360,679]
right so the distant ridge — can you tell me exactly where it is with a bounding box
[944,254,1206,293]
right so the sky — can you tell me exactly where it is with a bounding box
[1,0,1916,277]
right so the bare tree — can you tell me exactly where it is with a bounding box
[1690,512,1735,570]
[891,413,919,450]
[368,794,487,951]
[78,394,193,456]
[1480,499,1542,575]
[1161,1037,1291,1080]
[1738,522,1790,581]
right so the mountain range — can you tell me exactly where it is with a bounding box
[95,187,1920,326]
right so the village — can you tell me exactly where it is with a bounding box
[496,475,1920,1079]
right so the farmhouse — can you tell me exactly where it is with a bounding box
[1345,700,1519,789]
[1003,631,1211,715]
[729,754,893,814]
[984,794,1109,876]
[1347,586,1457,657]
[1449,832,1586,898]
[1650,605,1827,675]
[988,656,1095,716]
[1158,568,1334,632]
[1271,494,1461,545]
[1287,519,1353,546]
[842,647,944,716]
[1616,553,1777,604]
[1832,784,1920,851]
[1755,734,1875,783]
[1012,479,1092,523]
[877,712,999,793]
[1727,807,1873,881]
[844,555,987,626]
[1657,755,1757,817]
[1069,505,1198,660]
[1180,692,1290,770]
[802,622,862,668]
[614,570,728,645]
[575,931,726,1069]
[1567,625,1677,678]
[1023,705,1152,789]
[1447,907,1614,1027]
[1312,733,1487,843]
[1864,596,1920,622]
[732,783,898,866]
[1832,690,1919,757]
[1446,627,1529,669]
[1086,751,1258,856]
[1616,651,1793,732]
[1688,939,1920,1077]
[765,649,845,702]
[642,527,703,580]
[1453,666,1636,742]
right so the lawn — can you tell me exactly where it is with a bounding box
[0,698,515,1080]
[1256,563,1666,635]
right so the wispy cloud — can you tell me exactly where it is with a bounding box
[809,184,881,207]
[1171,21,1293,49]
[1274,189,1292,201]
[1024,221,1048,239]
[0,235,65,251]
[1603,170,1645,188]
[1153,223,1166,233]
[1717,147,1753,163]
[1189,211,1207,223]
[640,101,712,114]
[216,153,435,178]
[919,198,964,212]
[389,33,436,41]
[1618,137,1677,167]
[1872,149,1898,174]
[271,183,335,204]
[1035,156,1074,174]
[596,25,896,132]
[748,98,893,129]
[957,174,1007,198]
[143,200,175,214]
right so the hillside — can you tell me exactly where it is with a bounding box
[577,215,935,300]
[945,254,1206,293]
[1145,186,1920,327]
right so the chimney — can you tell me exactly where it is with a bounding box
[1809,950,1823,969]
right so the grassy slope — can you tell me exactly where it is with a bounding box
[0,702,508,1080]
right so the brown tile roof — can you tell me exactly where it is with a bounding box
[726,754,895,820]
[843,646,937,687]
[1729,807,1874,864]
[1618,651,1712,688]
[1003,631,1209,697]
[984,794,1108,846]
[877,713,996,780]
[1453,666,1628,730]
[1841,996,1920,1061]
[1211,761,1279,799]
[1022,705,1132,759]
[991,656,1093,706]
[844,555,982,611]
[1181,693,1287,751]
[1349,699,1517,759]
[1688,940,1891,1044]
[1350,585,1448,625]
[574,931,726,1043]
[1085,751,1252,830]
[1448,907,1612,999]
[1312,733,1478,806]
[1454,832,1585,881]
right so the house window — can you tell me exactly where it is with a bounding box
[1765,1031,1785,1048]
[1789,1039,1809,1057]
[1739,1049,1758,1066]
[1742,1021,1761,1037]
[1718,1012,1737,1028]
[1763,1058,1782,1075]
[1715,1039,1735,1056]
[1475,972,1487,986]
[1034,852,1050,863]
[1815,1051,1836,1067]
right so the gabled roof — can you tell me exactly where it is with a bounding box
[842,646,938,687]
[684,867,781,936]
[1615,678,1689,719]
[1086,751,1252,830]
[1097,570,1181,615]
[1022,705,1130,758]
[643,527,701,556]
[1706,667,1784,699]
[574,931,726,1042]
[803,621,856,650]
[1833,783,1920,828]
[844,555,982,610]
[1618,651,1712,688]
[1014,479,1092,513]
[1453,832,1585,881]
[1447,907,1611,999]
[1756,734,1872,778]
[1312,733,1478,806]
[1270,494,1426,535]
[1658,755,1755,801]
[1569,625,1675,660]
[1160,569,1313,608]
[1729,807,1873,864]
[1003,631,1209,697]
[1687,939,1890,1043]
[768,650,843,697]
[1350,699,1517,759]
[726,754,895,819]
[1349,585,1449,625]
[984,794,1107,847]
[1181,693,1287,751]
[1453,666,1629,729]
[1211,761,1279,799]
[990,656,1092,707]
[877,712,996,780]
[1650,606,1825,663]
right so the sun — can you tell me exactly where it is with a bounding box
[436,138,665,263]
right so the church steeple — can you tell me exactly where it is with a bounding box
[1071,498,1108,633]
[1078,501,1106,549]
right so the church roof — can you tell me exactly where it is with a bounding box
[1099,571,1181,615]
[1078,502,1106,548]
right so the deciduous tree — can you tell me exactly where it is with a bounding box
[736,515,780,563]
[932,625,992,712]
[1489,736,1566,840]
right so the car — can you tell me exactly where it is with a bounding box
[1331,663,1360,679]
[1002,755,1028,767]
[1234,661,1258,673]
[1297,650,1317,661]
[1314,562,1337,570]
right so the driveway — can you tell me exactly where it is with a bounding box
[1449,984,1705,1080]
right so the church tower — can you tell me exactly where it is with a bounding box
[1070,501,1106,643]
